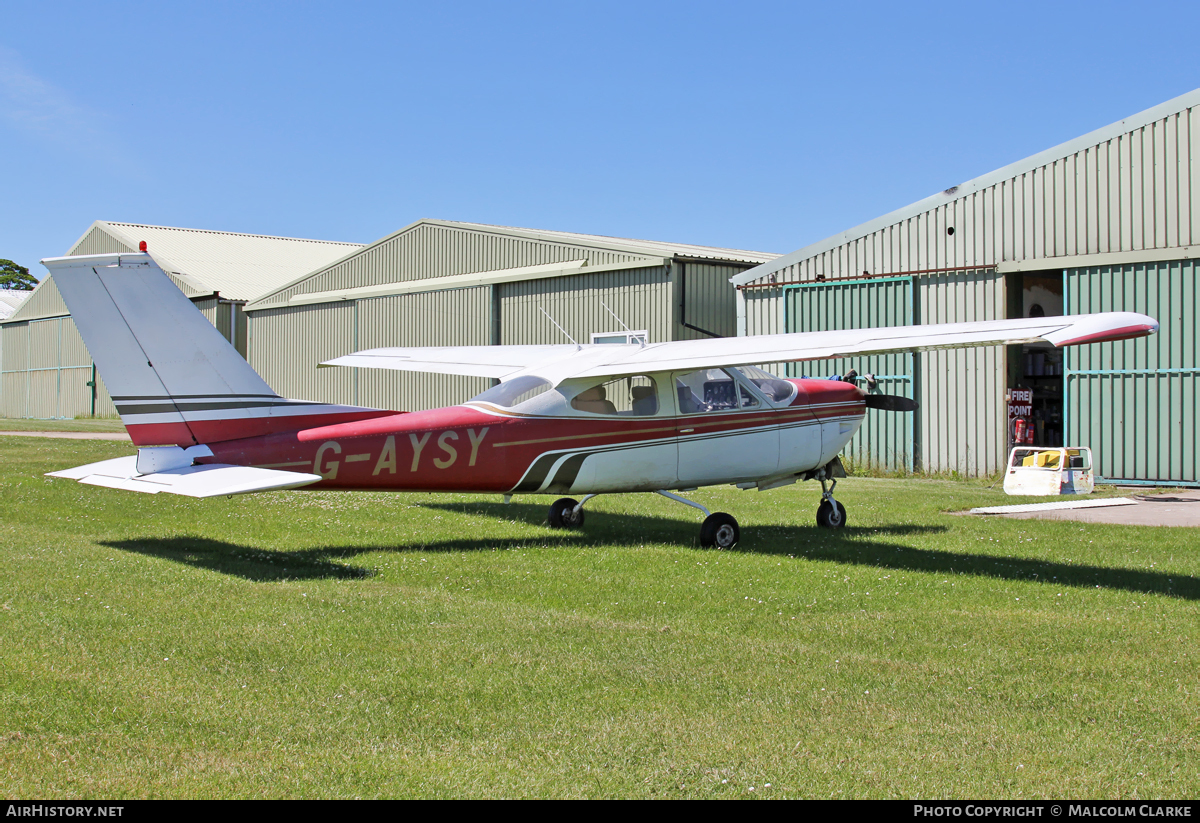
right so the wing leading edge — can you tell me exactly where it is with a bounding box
[322,312,1157,384]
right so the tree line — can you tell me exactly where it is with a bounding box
[1,260,38,290]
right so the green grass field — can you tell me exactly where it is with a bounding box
[0,418,127,434]
[1,436,1196,798]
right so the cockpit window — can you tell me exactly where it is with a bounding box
[569,375,659,416]
[469,375,552,408]
[734,365,797,404]
[674,369,760,413]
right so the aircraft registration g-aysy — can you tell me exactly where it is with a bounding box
[44,252,1157,548]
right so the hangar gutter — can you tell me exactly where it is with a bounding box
[280,257,668,307]
[995,245,1200,273]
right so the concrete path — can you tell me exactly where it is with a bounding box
[0,431,131,441]
[984,489,1200,527]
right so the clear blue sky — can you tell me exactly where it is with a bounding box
[3,0,1199,280]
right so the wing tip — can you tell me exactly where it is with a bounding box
[1047,314,1159,347]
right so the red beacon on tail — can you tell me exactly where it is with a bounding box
[41,252,1157,548]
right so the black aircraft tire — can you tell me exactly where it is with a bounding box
[816,499,847,528]
[699,512,739,549]
[548,497,584,529]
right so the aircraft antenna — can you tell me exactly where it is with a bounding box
[538,307,579,347]
[600,301,633,332]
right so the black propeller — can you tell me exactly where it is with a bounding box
[864,394,918,412]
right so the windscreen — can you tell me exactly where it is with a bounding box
[468,375,552,408]
[735,365,797,404]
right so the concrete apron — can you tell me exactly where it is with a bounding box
[987,489,1200,527]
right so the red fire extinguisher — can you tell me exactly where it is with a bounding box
[1014,418,1028,445]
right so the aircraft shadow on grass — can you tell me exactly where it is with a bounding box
[102,497,1200,601]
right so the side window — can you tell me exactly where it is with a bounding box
[674,369,759,414]
[570,375,659,416]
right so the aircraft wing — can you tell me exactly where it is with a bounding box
[324,312,1157,384]
[321,344,583,380]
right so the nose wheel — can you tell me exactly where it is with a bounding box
[815,470,847,528]
[816,498,847,528]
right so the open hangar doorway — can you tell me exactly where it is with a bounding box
[1006,269,1065,448]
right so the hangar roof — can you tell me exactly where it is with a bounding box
[0,289,30,320]
[731,86,1200,286]
[68,221,364,302]
[441,220,779,265]
[249,218,778,310]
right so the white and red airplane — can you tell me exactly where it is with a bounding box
[43,252,1157,548]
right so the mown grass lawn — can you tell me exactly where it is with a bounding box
[0,418,126,434]
[1,436,1196,798]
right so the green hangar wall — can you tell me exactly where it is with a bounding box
[732,88,1200,484]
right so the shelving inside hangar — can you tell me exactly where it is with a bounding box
[1008,271,1064,448]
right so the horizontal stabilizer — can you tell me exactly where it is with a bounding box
[47,457,321,498]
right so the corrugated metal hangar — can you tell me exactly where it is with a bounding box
[732,87,1200,486]
[2,218,775,421]
[1,221,363,418]
[243,219,776,413]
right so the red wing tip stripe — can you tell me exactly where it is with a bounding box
[1055,325,1157,347]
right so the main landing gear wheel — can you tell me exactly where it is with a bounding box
[816,499,847,528]
[547,497,584,529]
[699,512,740,549]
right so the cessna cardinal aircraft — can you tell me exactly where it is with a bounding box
[43,253,1157,548]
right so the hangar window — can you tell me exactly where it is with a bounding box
[590,330,648,345]
[569,375,659,416]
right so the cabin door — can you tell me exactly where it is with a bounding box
[673,369,779,486]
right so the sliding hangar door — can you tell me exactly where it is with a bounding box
[1066,259,1199,485]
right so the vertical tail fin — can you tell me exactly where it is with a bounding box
[42,252,391,446]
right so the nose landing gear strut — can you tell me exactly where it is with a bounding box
[815,467,847,528]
